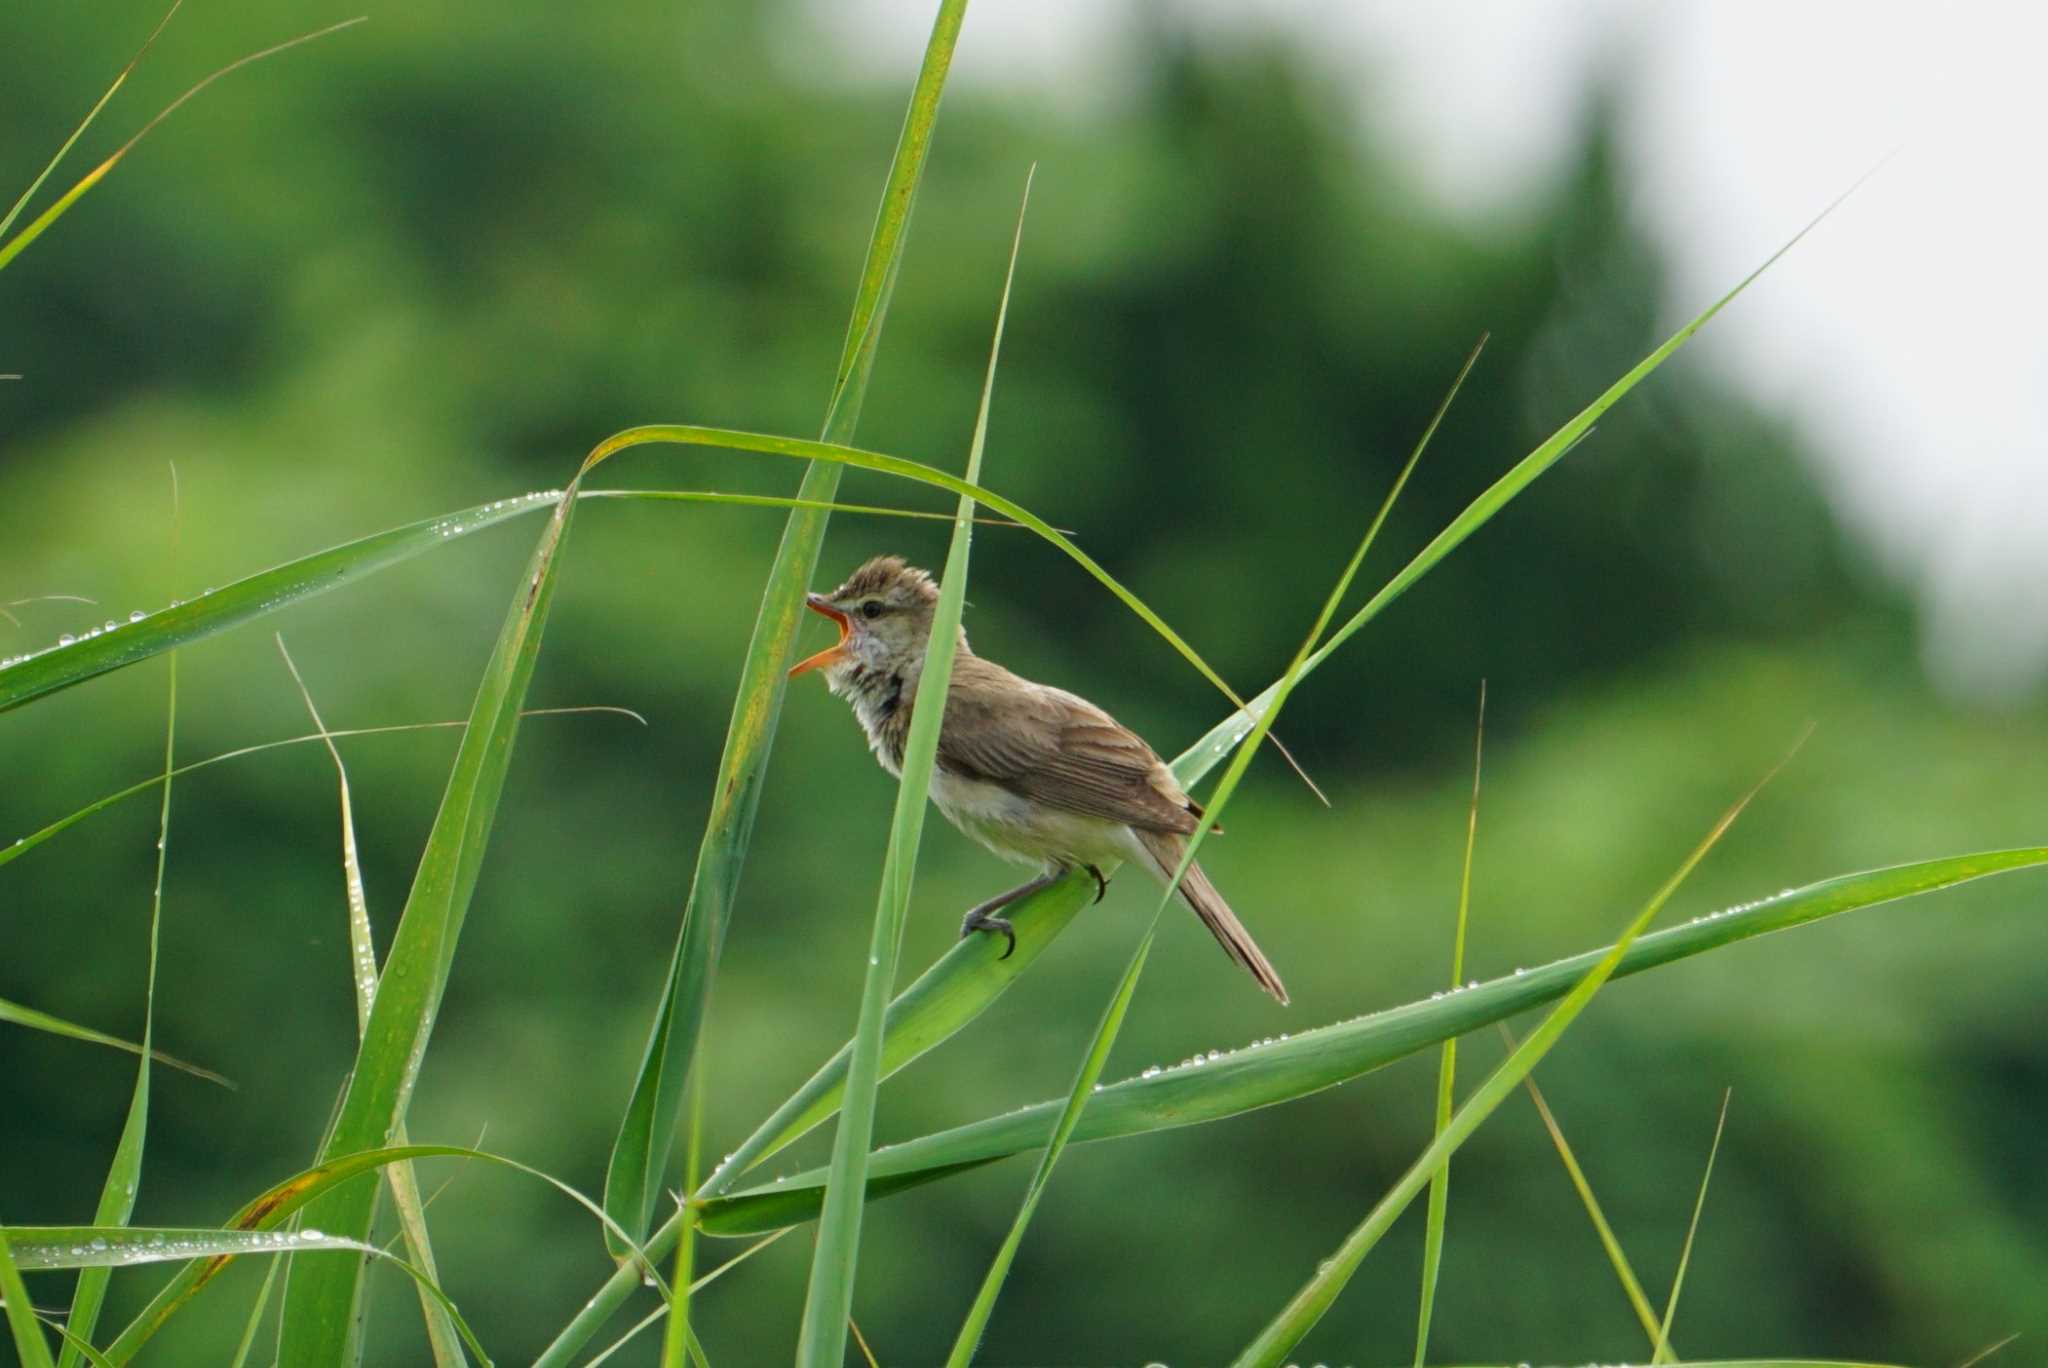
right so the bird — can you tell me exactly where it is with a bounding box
[789,555,1288,1003]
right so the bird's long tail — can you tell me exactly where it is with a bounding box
[1135,830,1289,1004]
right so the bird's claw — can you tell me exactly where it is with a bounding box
[960,908,1017,960]
[1084,864,1109,904]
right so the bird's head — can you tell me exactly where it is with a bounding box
[790,555,948,687]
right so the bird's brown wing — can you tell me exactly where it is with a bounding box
[936,657,1199,835]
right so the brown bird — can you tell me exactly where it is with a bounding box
[790,555,1288,1003]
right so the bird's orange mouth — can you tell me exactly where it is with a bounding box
[789,593,853,677]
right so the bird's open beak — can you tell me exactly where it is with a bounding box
[789,593,853,677]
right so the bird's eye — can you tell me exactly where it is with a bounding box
[860,600,884,620]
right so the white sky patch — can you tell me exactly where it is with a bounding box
[810,0,2048,698]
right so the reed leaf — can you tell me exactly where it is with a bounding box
[696,847,2047,1236]
[596,0,966,1254]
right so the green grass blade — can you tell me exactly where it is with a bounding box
[0,491,561,714]
[0,998,225,1086]
[277,638,465,1367]
[697,846,2047,1236]
[274,488,578,1364]
[794,143,1011,1368]
[597,0,968,1260]
[942,327,1476,1366]
[1,708,636,872]
[1655,1090,1733,1361]
[1414,683,1485,1365]
[697,872,1096,1197]
[1231,764,1774,1365]
[0,488,989,719]
[224,1253,283,1368]
[0,1229,58,1368]
[6,1227,489,1366]
[0,19,365,277]
[1506,1028,1666,1347]
[0,2,180,244]
[103,1142,651,1363]
[57,653,174,1368]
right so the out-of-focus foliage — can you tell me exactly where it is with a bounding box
[1,3,2038,1365]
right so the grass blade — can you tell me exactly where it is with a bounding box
[1413,682,1485,1365]
[597,0,969,1259]
[0,18,366,276]
[0,491,561,714]
[0,998,225,1087]
[0,2,180,244]
[57,649,174,1367]
[1505,1027,1667,1348]
[276,638,465,1367]
[941,330,1477,1367]
[274,486,579,1363]
[697,846,2047,1236]
[1230,759,1777,1365]
[0,1229,58,1368]
[2,706,636,872]
[1655,1090,1733,1361]
[104,1142,652,1363]
[794,147,1015,1368]
[6,1227,489,1365]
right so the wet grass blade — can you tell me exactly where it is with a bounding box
[1655,1091,1733,1361]
[794,149,1017,1368]
[104,1142,651,1363]
[7,1227,488,1365]
[598,0,969,1258]
[940,331,1478,1367]
[273,487,579,1363]
[0,488,992,718]
[0,491,562,714]
[57,650,173,1368]
[277,638,464,1367]
[696,847,2047,1236]
[0,18,366,276]
[1230,762,1778,1365]
[1414,683,1485,1365]
[0,1229,58,1368]
[0,998,225,1086]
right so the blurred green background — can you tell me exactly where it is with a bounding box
[4,3,2043,1364]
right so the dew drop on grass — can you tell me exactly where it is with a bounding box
[58,633,75,646]
[299,1228,325,1241]
[130,609,145,623]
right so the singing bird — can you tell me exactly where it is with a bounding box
[790,555,1288,1003]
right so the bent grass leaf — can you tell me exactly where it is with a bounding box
[274,490,579,1363]
[103,1144,649,1364]
[5,1226,487,1366]
[696,848,2047,1236]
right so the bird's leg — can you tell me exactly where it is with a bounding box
[1084,863,1110,904]
[959,871,1060,960]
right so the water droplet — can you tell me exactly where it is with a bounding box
[1141,1065,1161,1078]
[299,1228,325,1241]
[129,609,146,623]
[104,619,118,632]
[58,633,75,646]
[868,955,879,966]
